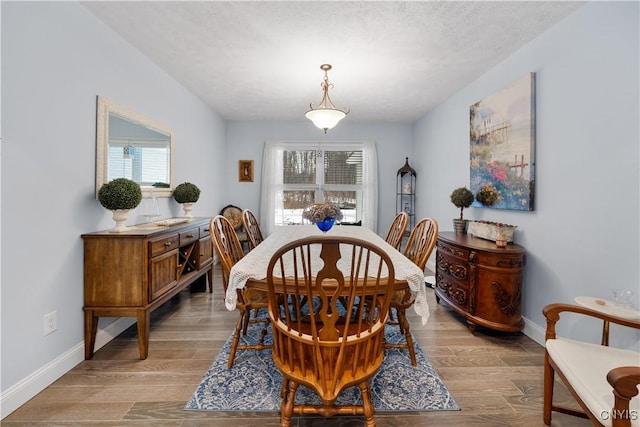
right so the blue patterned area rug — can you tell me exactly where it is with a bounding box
[185,320,460,413]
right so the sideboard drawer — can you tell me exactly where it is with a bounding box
[179,227,200,246]
[436,251,470,283]
[149,234,179,258]
[199,223,210,238]
[436,272,470,310]
[437,240,470,262]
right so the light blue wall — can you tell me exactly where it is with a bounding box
[1,1,226,411]
[413,1,639,347]
[225,121,413,235]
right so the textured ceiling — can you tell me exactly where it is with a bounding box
[83,1,584,123]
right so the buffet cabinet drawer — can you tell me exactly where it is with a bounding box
[436,240,470,262]
[435,271,470,310]
[199,223,210,238]
[149,234,179,258]
[179,227,200,246]
[436,250,471,283]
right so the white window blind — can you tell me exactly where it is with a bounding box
[108,140,171,186]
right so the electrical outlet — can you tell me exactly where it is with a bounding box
[44,311,57,336]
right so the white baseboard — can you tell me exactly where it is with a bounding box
[0,317,135,419]
[522,315,546,346]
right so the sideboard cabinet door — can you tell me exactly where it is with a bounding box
[149,249,179,301]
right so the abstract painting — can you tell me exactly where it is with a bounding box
[470,73,536,211]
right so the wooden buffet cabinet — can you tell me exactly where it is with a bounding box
[82,217,213,359]
[435,232,526,333]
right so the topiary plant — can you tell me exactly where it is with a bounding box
[450,187,474,220]
[98,178,142,211]
[173,182,201,203]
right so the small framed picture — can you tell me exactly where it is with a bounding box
[238,160,254,182]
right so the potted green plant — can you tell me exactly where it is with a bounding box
[450,186,474,233]
[173,182,201,217]
[97,178,142,232]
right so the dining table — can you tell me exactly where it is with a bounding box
[225,224,430,325]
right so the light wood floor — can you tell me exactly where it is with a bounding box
[3,264,591,426]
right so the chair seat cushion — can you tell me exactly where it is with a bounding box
[546,338,640,427]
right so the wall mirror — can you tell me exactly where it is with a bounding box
[96,96,174,198]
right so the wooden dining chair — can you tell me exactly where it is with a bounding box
[220,204,250,251]
[241,209,264,251]
[210,215,270,368]
[385,211,409,250]
[266,236,396,427]
[386,217,438,365]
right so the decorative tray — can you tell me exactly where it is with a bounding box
[468,220,517,243]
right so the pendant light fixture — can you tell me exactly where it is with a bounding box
[305,64,349,133]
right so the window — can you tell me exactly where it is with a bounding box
[108,141,171,186]
[261,141,378,234]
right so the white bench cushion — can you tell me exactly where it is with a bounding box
[547,338,640,427]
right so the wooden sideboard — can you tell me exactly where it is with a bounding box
[435,232,526,333]
[82,217,213,359]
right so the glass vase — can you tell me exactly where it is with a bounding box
[316,217,335,233]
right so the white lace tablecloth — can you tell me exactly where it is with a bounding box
[226,225,430,325]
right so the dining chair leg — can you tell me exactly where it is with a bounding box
[227,312,245,368]
[384,307,417,366]
[397,308,417,366]
[242,309,251,335]
[543,353,555,425]
[280,379,297,427]
[358,381,377,427]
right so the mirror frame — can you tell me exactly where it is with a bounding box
[96,96,175,198]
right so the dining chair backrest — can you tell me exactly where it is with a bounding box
[266,236,396,425]
[403,217,439,270]
[241,209,264,251]
[385,211,409,250]
[210,215,244,292]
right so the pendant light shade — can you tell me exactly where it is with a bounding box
[306,64,349,133]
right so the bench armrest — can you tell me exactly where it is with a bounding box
[542,303,640,341]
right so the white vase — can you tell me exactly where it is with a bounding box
[182,202,194,218]
[110,209,130,233]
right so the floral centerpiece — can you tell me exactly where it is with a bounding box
[475,184,500,206]
[302,203,343,232]
[302,203,343,223]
